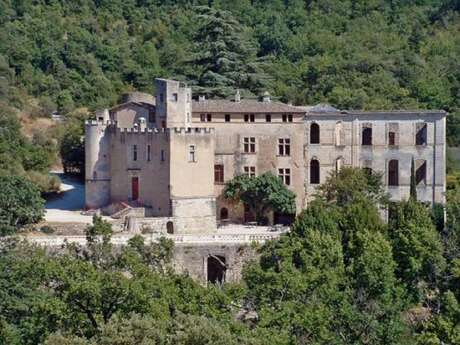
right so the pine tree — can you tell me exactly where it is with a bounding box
[188,6,269,98]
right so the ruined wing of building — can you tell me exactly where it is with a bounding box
[85,78,447,234]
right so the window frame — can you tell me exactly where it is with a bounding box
[278,168,291,186]
[214,164,224,183]
[278,138,291,156]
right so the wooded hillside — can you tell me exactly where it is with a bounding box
[1,0,460,142]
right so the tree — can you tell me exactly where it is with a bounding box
[60,120,85,175]
[0,175,44,235]
[389,200,446,303]
[188,6,268,97]
[317,167,388,207]
[410,156,417,200]
[223,172,296,224]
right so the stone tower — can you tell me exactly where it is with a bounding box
[154,79,192,128]
[85,109,111,209]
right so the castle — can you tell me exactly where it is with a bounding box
[85,78,447,233]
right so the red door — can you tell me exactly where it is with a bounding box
[131,177,139,201]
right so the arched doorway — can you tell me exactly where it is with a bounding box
[220,207,229,220]
[166,221,174,234]
[207,255,226,284]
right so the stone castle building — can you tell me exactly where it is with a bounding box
[85,78,446,233]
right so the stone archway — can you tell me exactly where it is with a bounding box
[207,255,226,284]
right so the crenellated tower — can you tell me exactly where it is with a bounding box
[85,109,111,209]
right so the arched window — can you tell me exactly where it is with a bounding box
[310,159,320,184]
[335,157,344,173]
[310,123,320,144]
[388,160,399,186]
[220,207,229,220]
[362,126,372,145]
[335,121,343,146]
[166,221,174,234]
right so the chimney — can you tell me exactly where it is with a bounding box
[198,95,206,102]
[235,89,241,103]
[262,91,271,103]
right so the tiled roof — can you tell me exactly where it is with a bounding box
[191,99,305,113]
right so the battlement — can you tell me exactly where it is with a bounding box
[114,127,214,135]
[85,119,116,126]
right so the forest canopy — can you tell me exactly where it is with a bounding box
[1,0,460,143]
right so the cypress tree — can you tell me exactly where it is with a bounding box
[410,156,417,201]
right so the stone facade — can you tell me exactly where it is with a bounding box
[85,78,447,233]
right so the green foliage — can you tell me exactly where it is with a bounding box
[223,172,295,224]
[389,200,446,302]
[317,167,388,207]
[0,175,44,235]
[60,119,85,175]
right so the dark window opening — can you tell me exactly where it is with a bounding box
[220,208,229,220]
[416,123,427,145]
[278,168,291,186]
[200,114,206,122]
[214,164,224,183]
[244,166,256,177]
[282,114,287,122]
[362,127,372,146]
[133,145,137,161]
[416,160,427,185]
[243,137,256,153]
[389,132,396,146]
[310,123,320,144]
[250,114,255,122]
[225,114,231,122]
[278,138,290,156]
[244,114,249,122]
[388,160,399,186]
[166,221,174,234]
[310,159,320,184]
[207,255,226,284]
[288,114,293,122]
[148,110,156,123]
[206,113,212,122]
[266,114,271,122]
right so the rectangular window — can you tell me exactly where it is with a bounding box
[278,168,291,186]
[172,93,178,102]
[214,164,224,183]
[288,114,293,122]
[250,114,255,122]
[282,114,287,122]
[265,114,271,122]
[244,166,256,177]
[188,145,196,162]
[362,124,372,145]
[244,114,249,122]
[388,132,396,146]
[133,145,137,161]
[416,160,427,185]
[206,113,212,122]
[147,144,151,161]
[148,110,155,123]
[278,138,291,156]
[416,123,427,145]
[160,149,165,162]
[225,114,231,122]
[243,137,256,153]
[200,114,206,122]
